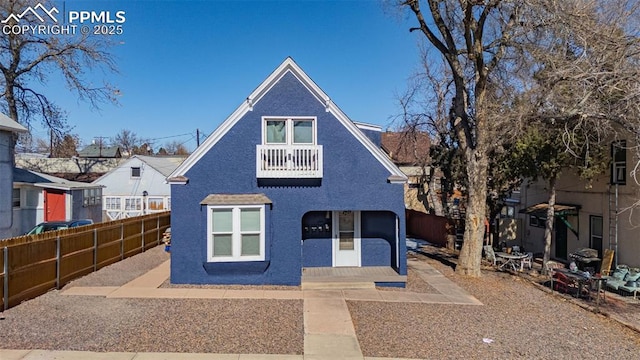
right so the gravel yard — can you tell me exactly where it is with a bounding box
[0,247,303,355]
[349,249,640,359]
[1,244,639,358]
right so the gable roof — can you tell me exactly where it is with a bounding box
[14,167,101,190]
[78,144,122,158]
[0,113,27,133]
[169,57,407,183]
[93,155,187,184]
[381,131,431,166]
[134,155,187,177]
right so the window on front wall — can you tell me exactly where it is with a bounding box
[207,205,265,262]
[12,188,20,208]
[148,197,164,211]
[264,117,316,145]
[125,197,142,211]
[529,215,547,228]
[83,188,102,206]
[131,167,141,178]
[105,197,122,210]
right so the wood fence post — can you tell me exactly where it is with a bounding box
[141,217,145,253]
[55,236,61,289]
[93,229,98,272]
[120,221,124,260]
[157,215,160,245]
[3,247,8,311]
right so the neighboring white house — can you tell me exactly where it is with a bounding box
[93,155,186,220]
[9,168,103,237]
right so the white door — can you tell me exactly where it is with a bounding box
[333,211,361,267]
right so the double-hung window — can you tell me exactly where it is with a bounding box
[207,205,265,262]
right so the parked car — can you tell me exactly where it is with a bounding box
[26,219,94,235]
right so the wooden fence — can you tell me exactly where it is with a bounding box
[406,209,450,247]
[0,212,170,311]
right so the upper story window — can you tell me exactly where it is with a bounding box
[131,167,141,178]
[12,188,20,208]
[611,140,626,185]
[263,117,316,145]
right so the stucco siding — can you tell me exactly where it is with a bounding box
[170,72,406,285]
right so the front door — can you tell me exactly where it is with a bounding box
[333,211,361,267]
[555,219,568,260]
[45,189,66,221]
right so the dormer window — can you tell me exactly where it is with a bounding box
[264,117,316,145]
[257,117,322,179]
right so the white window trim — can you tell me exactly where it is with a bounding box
[207,204,265,262]
[104,196,122,211]
[131,166,142,178]
[262,116,317,146]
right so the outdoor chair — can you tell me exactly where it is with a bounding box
[520,252,534,271]
[483,245,505,267]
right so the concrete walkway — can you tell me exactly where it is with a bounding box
[0,258,480,360]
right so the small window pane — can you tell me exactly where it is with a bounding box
[212,209,232,232]
[266,120,286,143]
[592,217,603,237]
[241,208,260,232]
[339,233,354,250]
[12,188,20,207]
[241,234,260,256]
[131,167,141,177]
[213,234,233,256]
[293,121,313,144]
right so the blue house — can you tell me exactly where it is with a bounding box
[168,58,408,286]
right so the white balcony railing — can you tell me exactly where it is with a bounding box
[256,144,323,178]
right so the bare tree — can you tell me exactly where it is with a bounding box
[111,129,139,157]
[163,140,189,155]
[397,0,522,276]
[395,0,640,276]
[51,133,79,158]
[512,1,640,271]
[0,0,118,135]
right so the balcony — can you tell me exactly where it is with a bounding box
[256,144,323,178]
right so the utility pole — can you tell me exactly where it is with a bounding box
[196,129,200,147]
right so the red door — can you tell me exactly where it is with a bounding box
[45,189,66,221]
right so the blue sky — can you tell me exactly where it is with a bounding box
[35,0,423,151]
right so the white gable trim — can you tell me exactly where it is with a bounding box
[169,57,407,183]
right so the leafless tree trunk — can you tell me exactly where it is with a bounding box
[542,176,557,274]
[400,0,518,276]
